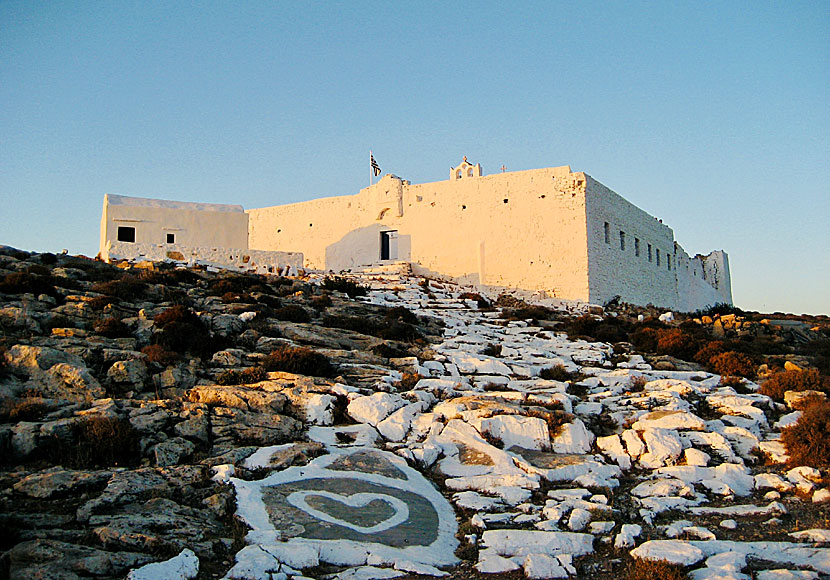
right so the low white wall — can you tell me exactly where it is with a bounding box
[102,241,303,275]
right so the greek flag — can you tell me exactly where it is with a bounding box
[370,153,381,176]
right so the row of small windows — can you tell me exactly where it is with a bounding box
[116,226,175,244]
[603,222,672,270]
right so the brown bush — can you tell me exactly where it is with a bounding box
[539,364,575,382]
[0,396,50,422]
[630,327,661,352]
[564,314,631,343]
[710,351,756,379]
[216,366,267,385]
[91,275,148,301]
[694,340,728,366]
[37,416,141,468]
[141,344,179,366]
[310,294,332,309]
[781,398,830,468]
[626,558,690,580]
[628,375,648,392]
[480,343,502,357]
[759,368,829,400]
[393,372,423,391]
[458,292,490,309]
[221,292,256,304]
[0,271,58,297]
[94,317,132,338]
[152,305,213,357]
[262,346,335,377]
[500,306,552,322]
[656,328,700,360]
[321,276,368,298]
[273,305,311,323]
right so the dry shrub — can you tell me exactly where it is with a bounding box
[781,398,830,468]
[0,396,49,422]
[500,305,552,322]
[626,558,690,580]
[152,305,212,357]
[459,292,490,309]
[141,344,179,366]
[630,327,661,352]
[564,314,630,343]
[393,372,423,391]
[628,375,648,392]
[694,340,728,366]
[216,366,267,386]
[710,351,756,379]
[321,276,368,298]
[72,416,141,468]
[480,343,502,357]
[759,368,829,400]
[208,274,268,296]
[310,294,332,309]
[91,275,147,301]
[385,306,419,324]
[656,328,700,360]
[94,317,132,338]
[221,292,256,304]
[262,346,334,377]
[272,305,311,323]
[525,407,573,436]
[539,364,575,382]
[0,271,59,297]
[719,375,746,389]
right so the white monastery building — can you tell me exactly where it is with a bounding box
[100,158,731,311]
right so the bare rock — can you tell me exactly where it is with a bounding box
[152,437,195,467]
[173,407,210,445]
[187,385,286,413]
[210,407,301,445]
[107,359,149,391]
[13,467,111,499]
[4,539,152,580]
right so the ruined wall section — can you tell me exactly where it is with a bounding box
[584,176,678,308]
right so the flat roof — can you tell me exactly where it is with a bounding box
[105,194,244,213]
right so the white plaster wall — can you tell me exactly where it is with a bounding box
[100,194,248,256]
[248,167,591,301]
[102,241,302,275]
[584,175,679,308]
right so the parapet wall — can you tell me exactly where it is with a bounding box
[102,241,303,275]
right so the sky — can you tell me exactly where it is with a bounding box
[1,1,828,314]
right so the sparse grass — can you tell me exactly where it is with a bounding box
[564,314,631,343]
[628,375,648,392]
[321,276,368,298]
[310,293,332,309]
[36,416,142,468]
[625,558,690,580]
[525,407,573,436]
[500,305,552,322]
[322,313,421,343]
[262,346,335,377]
[0,271,59,297]
[781,397,830,469]
[759,368,829,400]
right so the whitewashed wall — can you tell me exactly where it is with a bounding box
[100,194,248,255]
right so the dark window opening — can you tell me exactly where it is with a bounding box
[635,238,640,257]
[503,198,509,203]
[619,231,626,251]
[648,243,653,262]
[166,233,175,244]
[604,222,610,244]
[656,249,661,267]
[117,226,135,243]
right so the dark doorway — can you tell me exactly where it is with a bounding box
[380,230,398,260]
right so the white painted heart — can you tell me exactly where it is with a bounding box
[286,490,410,534]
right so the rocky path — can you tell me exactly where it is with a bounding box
[0,251,828,580]
[210,272,829,580]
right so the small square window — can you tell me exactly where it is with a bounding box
[166,233,175,244]
[117,226,135,243]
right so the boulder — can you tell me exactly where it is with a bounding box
[4,539,152,579]
[210,407,301,446]
[13,467,110,499]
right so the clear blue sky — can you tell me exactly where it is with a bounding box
[1,2,827,314]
